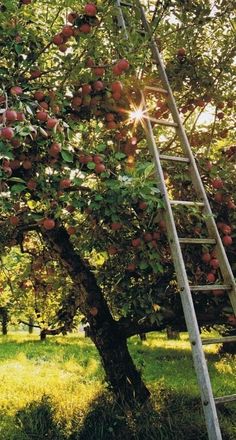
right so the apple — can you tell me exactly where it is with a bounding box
[127,263,136,272]
[207,272,216,283]
[1,127,14,139]
[72,96,82,107]
[111,222,122,231]
[59,44,68,53]
[112,64,122,75]
[139,201,147,210]
[177,48,186,57]
[30,69,42,79]
[67,226,76,235]
[89,306,98,316]
[117,58,129,71]
[201,252,211,264]
[49,142,61,157]
[93,80,104,91]
[9,215,20,226]
[27,179,37,190]
[212,178,223,189]
[17,112,25,121]
[108,246,118,255]
[84,3,97,16]
[95,163,106,173]
[39,101,49,110]
[222,235,232,246]
[62,25,74,38]
[82,84,92,95]
[221,224,232,235]
[59,179,71,189]
[94,66,105,76]
[67,12,78,23]
[111,81,123,94]
[106,121,117,129]
[47,118,58,129]
[227,315,236,326]
[9,159,21,169]
[5,109,17,121]
[132,238,141,248]
[22,159,32,170]
[10,86,23,95]
[210,258,220,270]
[43,218,55,230]
[93,155,103,164]
[34,90,45,101]
[53,34,64,45]
[79,24,91,33]
[214,192,223,203]
[36,111,48,121]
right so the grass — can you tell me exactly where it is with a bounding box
[0,331,235,439]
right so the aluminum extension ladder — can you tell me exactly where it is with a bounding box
[115,2,236,439]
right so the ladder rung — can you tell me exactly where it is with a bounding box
[151,118,178,127]
[159,154,190,163]
[190,285,231,292]
[170,200,204,207]
[120,1,133,7]
[144,85,168,95]
[179,238,216,244]
[214,394,236,405]
[202,336,236,345]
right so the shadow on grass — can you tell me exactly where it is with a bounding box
[10,389,236,440]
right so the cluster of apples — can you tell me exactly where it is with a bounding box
[52,4,98,53]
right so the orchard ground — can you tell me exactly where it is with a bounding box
[0,331,235,440]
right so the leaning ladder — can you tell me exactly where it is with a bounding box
[115,2,236,439]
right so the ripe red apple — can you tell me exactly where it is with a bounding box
[47,118,58,129]
[67,12,78,23]
[214,192,223,203]
[17,112,25,121]
[72,96,82,107]
[36,111,48,121]
[62,25,74,38]
[106,121,117,129]
[221,224,232,235]
[207,272,216,283]
[67,226,76,235]
[59,179,71,189]
[43,218,55,230]
[111,222,122,231]
[108,246,118,255]
[58,44,68,53]
[212,178,223,189]
[94,66,105,76]
[49,142,61,157]
[39,101,49,110]
[132,238,141,248]
[9,215,19,226]
[227,315,236,326]
[79,24,91,33]
[82,84,92,95]
[10,86,23,95]
[139,201,147,210]
[93,155,103,164]
[22,159,32,170]
[9,159,21,169]
[84,3,97,16]
[105,113,115,122]
[111,81,123,94]
[34,90,45,101]
[222,235,232,246]
[53,34,64,45]
[210,258,220,270]
[112,64,122,75]
[27,179,37,190]
[30,69,42,79]
[177,48,186,57]
[117,58,129,71]
[127,263,136,272]
[93,80,104,91]
[1,127,14,139]
[201,252,211,264]
[95,163,106,173]
[5,109,17,121]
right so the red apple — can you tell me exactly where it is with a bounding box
[1,127,14,139]
[5,109,17,121]
[95,163,106,173]
[27,179,37,190]
[201,252,211,264]
[9,215,19,226]
[222,235,232,246]
[207,272,216,283]
[127,263,136,272]
[67,226,76,235]
[79,24,91,33]
[49,143,61,157]
[132,238,141,248]
[212,178,223,189]
[34,90,45,101]
[111,81,123,94]
[59,178,71,189]
[43,218,55,230]
[62,25,74,38]
[210,258,220,270]
[117,58,129,71]
[10,86,23,95]
[36,111,48,121]
[22,159,32,170]
[84,3,97,16]
[53,34,64,45]
[47,118,58,129]
[111,222,122,231]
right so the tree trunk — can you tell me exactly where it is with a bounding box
[28,316,34,334]
[42,226,150,404]
[166,326,180,340]
[1,308,8,335]
[40,329,47,341]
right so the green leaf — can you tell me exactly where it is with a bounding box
[0,142,14,159]
[139,261,149,270]
[11,184,26,194]
[61,150,74,163]
[8,177,26,184]
[87,161,96,170]
[96,143,106,152]
[115,152,126,160]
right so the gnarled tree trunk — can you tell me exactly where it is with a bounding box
[42,226,150,404]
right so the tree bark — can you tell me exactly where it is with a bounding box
[1,308,8,335]
[42,226,150,404]
[28,316,34,334]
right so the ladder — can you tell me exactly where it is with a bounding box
[115,2,236,439]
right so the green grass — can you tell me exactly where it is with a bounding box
[0,332,235,439]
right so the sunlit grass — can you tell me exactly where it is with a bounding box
[0,332,235,439]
